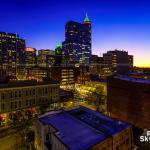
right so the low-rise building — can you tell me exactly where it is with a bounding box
[107,75,150,129]
[75,79,107,113]
[0,80,60,125]
[35,106,132,150]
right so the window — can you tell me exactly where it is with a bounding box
[15,91,17,97]
[19,91,21,97]
[46,134,49,141]
[126,138,129,145]
[33,99,35,104]
[26,91,28,96]
[45,88,48,94]
[116,146,119,150]
[19,101,21,107]
[15,102,17,108]
[1,103,5,110]
[1,93,5,100]
[33,89,35,95]
[26,100,28,106]
[11,102,13,109]
[10,92,13,98]
[30,99,32,105]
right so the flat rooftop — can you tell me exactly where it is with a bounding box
[38,106,130,150]
[114,76,150,84]
[0,80,59,89]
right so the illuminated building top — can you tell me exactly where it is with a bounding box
[25,47,36,52]
[55,44,62,55]
[84,14,91,25]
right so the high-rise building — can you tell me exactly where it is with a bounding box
[62,14,92,66]
[37,49,55,67]
[0,32,25,76]
[24,47,36,68]
[54,44,63,66]
[103,50,133,74]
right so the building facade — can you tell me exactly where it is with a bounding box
[35,106,132,150]
[0,32,25,76]
[62,14,92,66]
[51,67,80,91]
[0,80,60,125]
[26,67,51,81]
[75,80,107,113]
[107,76,150,129]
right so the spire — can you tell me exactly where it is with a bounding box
[84,13,91,24]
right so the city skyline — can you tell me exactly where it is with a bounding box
[1,0,150,67]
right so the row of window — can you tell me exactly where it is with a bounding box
[0,87,58,100]
[1,95,59,112]
[1,99,36,111]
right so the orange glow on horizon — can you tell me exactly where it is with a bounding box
[134,58,150,68]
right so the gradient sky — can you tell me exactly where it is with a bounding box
[0,0,150,67]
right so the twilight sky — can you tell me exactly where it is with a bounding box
[0,0,150,67]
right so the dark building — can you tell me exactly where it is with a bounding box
[62,14,92,66]
[128,55,133,68]
[107,76,150,129]
[89,55,104,75]
[51,66,80,90]
[37,49,55,67]
[24,47,37,68]
[35,106,132,150]
[132,67,150,73]
[103,50,133,74]
[26,66,50,81]
[0,32,25,76]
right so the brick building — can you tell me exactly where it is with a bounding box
[107,76,150,129]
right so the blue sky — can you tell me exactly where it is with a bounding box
[0,0,150,66]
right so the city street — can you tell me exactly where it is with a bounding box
[0,132,21,150]
[0,120,35,150]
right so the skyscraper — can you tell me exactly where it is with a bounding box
[0,32,25,76]
[62,14,92,66]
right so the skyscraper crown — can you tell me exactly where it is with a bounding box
[84,13,91,24]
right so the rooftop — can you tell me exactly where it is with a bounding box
[0,80,59,89]
[114,76,150,84]
[38,106,130,150]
